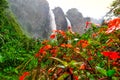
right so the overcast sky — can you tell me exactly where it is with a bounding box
[47,0,115,19]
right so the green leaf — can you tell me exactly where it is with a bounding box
[41,62,46,68]
[107,70,115,77]
[0,55,4,63]
[69,60,76,66]
[69,60,82,67]
[14,69,18,74]
[112,77,119,80]
[50,57,68,67]
[57,72,69,80]
[28,58,38,70]
[96,66,107,76]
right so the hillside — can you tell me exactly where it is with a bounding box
[0,0,40,79]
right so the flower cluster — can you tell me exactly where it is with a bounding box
[106,18,120,34]
[20,18,120,80]
[77,40,89,48]
[101,51,120,60]
[50,30,66,39]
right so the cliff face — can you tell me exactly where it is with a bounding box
[53,7,68,31]
[66,8,86,34]
[8,0,92,38]
[8,0,51,39]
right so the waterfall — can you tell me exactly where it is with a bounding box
[49,9,57,31]
[66,17,72,27]
[66,17,74,34]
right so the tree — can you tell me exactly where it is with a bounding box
[111,0,120,15]
[102,0,120,24]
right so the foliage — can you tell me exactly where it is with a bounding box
[0,0,120,80]
[111,0,120,15]
[19,18,120,80]
[0,0,41,79]
[0,0,8,12]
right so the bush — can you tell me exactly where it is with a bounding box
[19,18,120,80]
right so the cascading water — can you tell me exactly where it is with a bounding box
[49,9,57,31]
[66,17,72,27]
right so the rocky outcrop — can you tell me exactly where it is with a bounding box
[8,0,51,39]
[53,7,68,31]
[84,17,91,22]
[66,8,86,34]
[8,0,93,38]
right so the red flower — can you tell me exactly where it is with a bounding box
[105,26,116,34]
[101,51,120,60]
[109,52,119,60]
[112,62,118,66]
[66,44,72,48]
[69,68,73,74]
[19,72,29,80]
[19,76,24,80]
[59,30,66,37]
[56,68,63,75]
[48,69,52,74]
[106,18,120,34]
[61,43,66,47]
[79,63,86,70]
[108,18,120,30]
[85,21,91,28]
[37,45,52,55]
[42,40,49,45]
[73,75,79,80]
[102,52,110,57]
[52,30,66,37]
[39,48,46,55]
[61,44,72,48]
[92,33,97,38]
[35,53,40,57]
[50,47,58,57]
[87,56,93,61]
[50,33,56,39]
[43,45,52,50]
[77,40,89,48]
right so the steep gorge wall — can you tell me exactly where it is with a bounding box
[8,0,51,39]
[66,8,87,34]
[53,7,68,31]
[8,0,91,38]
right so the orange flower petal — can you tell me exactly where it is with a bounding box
[61,43,66,47]
[66,44,72,48]
[79,63,86,70]
[50,33,56,39]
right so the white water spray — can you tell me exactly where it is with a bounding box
[49,9,57,31]
[66,17,72,27]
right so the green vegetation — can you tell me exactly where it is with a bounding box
[0,0,120,80]
[0,0,41,79]
[28,21,120,80]
[104,0,120,20]
[111,0,120,15]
